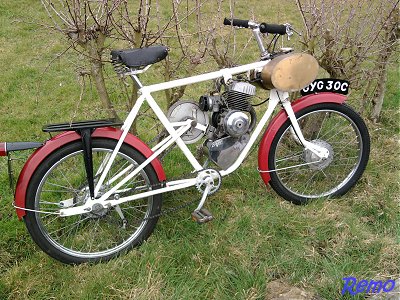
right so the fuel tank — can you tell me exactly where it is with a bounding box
[260,53,319,92]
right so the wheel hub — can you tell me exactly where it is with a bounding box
[89,202,109,218]
[303,139,334,170]
[72,185,113,218]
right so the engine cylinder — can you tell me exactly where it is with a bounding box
[224,81,256,111]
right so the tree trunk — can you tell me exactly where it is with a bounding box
[371,60,389,122]
[371,14,398,122]
[163,58,187,108]
[86,36,120,121]
[128,83,138,134]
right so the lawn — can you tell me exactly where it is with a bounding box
[0,1,398,299]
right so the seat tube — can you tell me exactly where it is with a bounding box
[130,74,143,88]
[94,94,146,196]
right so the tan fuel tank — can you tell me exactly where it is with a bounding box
[260,53,319,92]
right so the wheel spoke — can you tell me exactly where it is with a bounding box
[270,105,368,201]
[43,181,80,192]
[316,112,329,139]
[27,141,161,263]
[276,151,304,163]
[48,216,91,238]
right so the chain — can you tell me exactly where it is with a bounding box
[142,196,199,221]
[131,168,205,222]
[20,128,208,221]
[16,164,205,221]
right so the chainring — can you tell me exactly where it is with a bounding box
[195,169,222,195]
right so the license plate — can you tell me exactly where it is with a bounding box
[301,78,350,96]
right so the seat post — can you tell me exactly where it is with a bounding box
[130,73,143,88]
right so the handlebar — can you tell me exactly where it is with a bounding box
[259,23,287,35]
[223,18,250,28]
[223,17,298,55]
[223,17,288,35]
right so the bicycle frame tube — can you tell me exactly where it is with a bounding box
[220,90,283,176]
[93,60,271,194]
[60,61,293,217]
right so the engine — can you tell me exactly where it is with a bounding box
[199,81,257,139]
[166,79,258,170]
[199,81,257,169]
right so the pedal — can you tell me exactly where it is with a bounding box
[191,208,213,224]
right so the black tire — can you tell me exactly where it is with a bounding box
[24,138,162,264]
[268,103,370,204]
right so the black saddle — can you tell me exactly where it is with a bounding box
[111,46,168,68]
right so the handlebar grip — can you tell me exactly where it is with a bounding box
[223,18,249,28]
[259,23,287,35]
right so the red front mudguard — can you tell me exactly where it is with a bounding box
[258,92,347,185]
[14,127,166,219]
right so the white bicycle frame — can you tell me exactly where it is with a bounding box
[59,27,329,217]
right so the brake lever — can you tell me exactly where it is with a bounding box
[283,23,302,40]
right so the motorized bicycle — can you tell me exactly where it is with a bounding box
[0,18,370,264]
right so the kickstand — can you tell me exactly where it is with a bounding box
[115,204,127,229]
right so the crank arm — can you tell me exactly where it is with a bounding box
[115,205,127,229]
[195,184,211,212]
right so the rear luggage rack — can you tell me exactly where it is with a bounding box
[0,142,43,189]
[42,119,123,132]
[43,118,123,200]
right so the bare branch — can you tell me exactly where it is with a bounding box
[296,0,399,119]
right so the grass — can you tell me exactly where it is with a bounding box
[0,0,399,299]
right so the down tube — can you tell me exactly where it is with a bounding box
[219,90,284,176]
[143,91,204,171]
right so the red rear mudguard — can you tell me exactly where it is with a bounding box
[14,127,166,219]
[258,92,347,184]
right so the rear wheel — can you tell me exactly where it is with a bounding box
[268,103,370,204]
[24,138,162,264]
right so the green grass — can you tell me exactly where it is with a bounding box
[0,1,399,299]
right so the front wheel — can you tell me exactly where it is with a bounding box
[24,138,162,264]
[268,103,370,204]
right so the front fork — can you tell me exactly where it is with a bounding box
[280,97,330,160]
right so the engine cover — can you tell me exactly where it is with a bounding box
[167,100,209,144]
[207,134,249,170]
[223,110,250,137]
